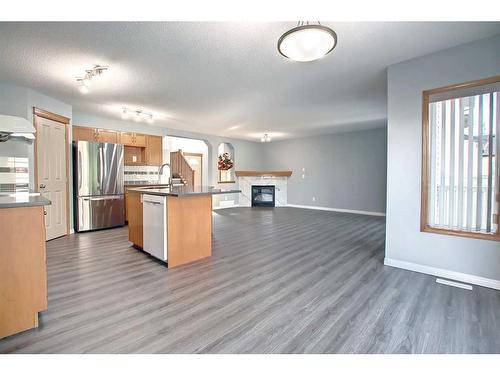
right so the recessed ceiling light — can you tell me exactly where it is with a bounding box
[278,22,337,62]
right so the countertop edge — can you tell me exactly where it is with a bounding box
[0,198,51,209]
[127,188,241,197]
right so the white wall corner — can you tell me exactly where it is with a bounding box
[384,257,500,290]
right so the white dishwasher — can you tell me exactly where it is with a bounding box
[142,194,168,262]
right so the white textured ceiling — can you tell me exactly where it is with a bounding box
[0,22,499,141]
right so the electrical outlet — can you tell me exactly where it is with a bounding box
[312,196,316,202]
[301,174,305,179]
[132,155,137,163]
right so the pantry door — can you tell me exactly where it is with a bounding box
[34,108,70,240]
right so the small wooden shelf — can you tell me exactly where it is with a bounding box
[235,170,292,177]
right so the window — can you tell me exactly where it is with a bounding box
[421,76,500,241]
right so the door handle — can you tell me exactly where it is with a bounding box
[39,184,46,189]
[144,201,162,205]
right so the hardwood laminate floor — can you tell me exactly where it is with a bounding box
[1,207,499,353]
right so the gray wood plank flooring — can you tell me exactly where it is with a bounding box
[1,207,499,353]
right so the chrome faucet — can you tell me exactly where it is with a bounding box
[158,163,172,186]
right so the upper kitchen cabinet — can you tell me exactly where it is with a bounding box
[73,126,96,142]
[134,133,147,147]
[120,132,135,146]
[120,132,147,147]
[96,129,119,143]
[145,135,163,166]
[73,126,119,143]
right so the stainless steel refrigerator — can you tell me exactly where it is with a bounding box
[73,140,125,232]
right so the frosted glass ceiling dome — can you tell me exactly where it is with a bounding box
[277,23,337,62]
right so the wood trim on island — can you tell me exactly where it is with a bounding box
[235,170,292,177]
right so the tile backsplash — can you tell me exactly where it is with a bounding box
[124,165,161,184]
[0,156,30,192]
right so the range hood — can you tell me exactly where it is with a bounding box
[0,115,36,142]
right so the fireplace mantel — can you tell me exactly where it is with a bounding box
[235,170,292,177]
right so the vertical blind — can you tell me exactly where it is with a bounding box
[428,90,499,234]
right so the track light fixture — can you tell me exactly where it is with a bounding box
[75,65,109,94]
[260,133,271,143]
[121,108,154,123]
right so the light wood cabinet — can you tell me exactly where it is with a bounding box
[73,126,161,165]
[73,127,119,143]
[146,135,163,166]
[120,132,135,146]
[96,129,119,143]
[134,133,147,147]
[127,191,143,249]
[73,126,96,142]
[0,206,47,339]
[120,132,147,147]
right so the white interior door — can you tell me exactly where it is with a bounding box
[36,115,68,240]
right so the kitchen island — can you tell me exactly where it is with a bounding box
[127,186,240,268]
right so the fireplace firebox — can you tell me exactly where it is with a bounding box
[252,185,275,207]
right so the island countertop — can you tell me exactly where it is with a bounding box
[127,185,241,197]
[0,192,51,209]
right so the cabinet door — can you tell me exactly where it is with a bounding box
[73,126,96,142]
[134,133,147,147]
[127,192,143,248]
[120,132,135,146]
[146,136,163,166]
[124,190,129,222]
[96,129,119,144]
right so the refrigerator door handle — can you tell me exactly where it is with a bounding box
[83,195,123,201]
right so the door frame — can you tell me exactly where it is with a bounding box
[33,107,72,237]
[183,152,203,186]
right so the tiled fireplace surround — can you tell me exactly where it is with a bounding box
[238,176,288,207]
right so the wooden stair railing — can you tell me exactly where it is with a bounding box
[170,151,195,189]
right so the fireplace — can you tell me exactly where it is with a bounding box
[252,185,275,207]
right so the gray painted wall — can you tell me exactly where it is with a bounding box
[386,34,500,282]
[263,128,387,213]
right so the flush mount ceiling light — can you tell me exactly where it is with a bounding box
[75,65,109,94]
[260,134,271,143]
[277,22,337,62]
[121,108,154,124]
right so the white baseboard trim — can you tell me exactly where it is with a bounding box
[286,204,386,217]
[69,229,75,234]
[384,258,500,290]
[212,204,240,210]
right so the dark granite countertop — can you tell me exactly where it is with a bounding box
[128,185,241,197]
[0,192,51,208]
[124,181,169,187]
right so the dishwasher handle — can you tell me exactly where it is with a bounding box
[143,200,163,206]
